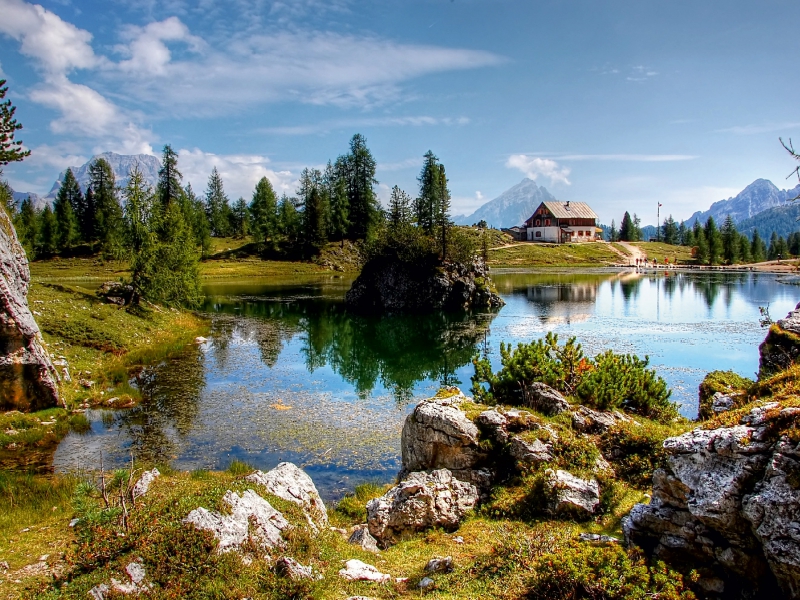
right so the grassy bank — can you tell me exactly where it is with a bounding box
[488,241,621,268]
[630,242,695,264]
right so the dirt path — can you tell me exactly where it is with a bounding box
[616,242,645,266]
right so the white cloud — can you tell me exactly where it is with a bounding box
[377,157,423,172]
[177,148,297,200]
[506,155,571,186]
[627,65,658,82]
[716,122,800,135]
[263,115,470,136]
[116,16,204,75]
[0,0,99,74]
[555,153,696,162]
[107,26,504,113]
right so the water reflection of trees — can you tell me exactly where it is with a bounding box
[209,298,496,403]
[121,344,207,465]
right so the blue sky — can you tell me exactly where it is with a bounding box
[1,0,799,225]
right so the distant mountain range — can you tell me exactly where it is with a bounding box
[11,152,161,209]
[453,178,556,228]
[684,179,800,227]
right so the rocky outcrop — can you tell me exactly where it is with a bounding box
[400,390,488,486]
[366,469,479,547]
[246,462,328,531]
[184,489,290,555]
[345,255,504,315]
[0,205,60,411]
[624,404,800,598]
[759,302,800,377]
[571,405,633,434]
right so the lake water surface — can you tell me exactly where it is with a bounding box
[54,270,799,499]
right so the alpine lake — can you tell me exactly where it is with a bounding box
[53,269,800,500]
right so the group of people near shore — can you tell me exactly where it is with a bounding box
[634,257,675,269]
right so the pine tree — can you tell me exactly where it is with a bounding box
[751,229,767,262]
[768,231,780,260]
[82,187,96,243]
[339,134,378,240]
[250,176,278,250]
[608,219,617,242]
[704,216,722,265]
[123,164,156,301]
[157,145,182,207]
[678,221,687,246]
[388,186,412,227]
[330,173,350,247]
[181,183,211,258]
[38,204,57,256]
[298,167,328,254]
[415,150,440,233]
[205,167,231,237]
[89,157,123,254]
[0,79,31,165]
[632,213,642,242]
[52,181,79,252]
[435,163,452,260]
[720,215,739,264]
[231,197,249,238]
[619,212,633,241]
[662,215,678,245]
[277,194,301,250]
[693,221,708,264]
[15,195,37,255]
[738,233,752,263]
[148,201,203,307]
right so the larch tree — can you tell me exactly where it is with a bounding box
[435,162,452,260]
[704,216,722,265]
[88,157,123,254]
[341,133,378,240]
[415,150,440,233]
[250,176,279,251]
[53,171,81,251]
[0,79,30,166]
[205,167,231,237]
[157,145,183,207]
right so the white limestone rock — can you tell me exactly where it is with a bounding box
[338,559,391,582]
[246,462,328,531]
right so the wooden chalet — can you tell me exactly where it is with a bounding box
[524,201,601,243]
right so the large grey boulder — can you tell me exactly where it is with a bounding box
[625,404,800,598]
[759,302,800,376]
[246,462,328,531]
[366,469,478,547]
[183,489,290,555]
[401,392,487,486]
[0,205,60,411]
[509,435,553,466]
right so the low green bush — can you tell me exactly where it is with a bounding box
[335,481,385,523]
[472,333,677,421]
[525,544,697,599]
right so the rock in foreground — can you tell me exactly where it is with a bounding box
[0,205,61,411]
[366,469,479,547]
[624,404,800,598]
[345,255,503,314]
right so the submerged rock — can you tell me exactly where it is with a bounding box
[366,469,478,547]
[0,205,60,411]
[345,255,503,315]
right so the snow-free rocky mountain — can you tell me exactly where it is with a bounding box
[685,179,800,226]
[453,178,556,229]
[11,152,161,209]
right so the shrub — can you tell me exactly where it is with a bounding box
[472,333,678,421]
[526,544,697,600]
[599,421,674,488]
[575,351,676,421]
[335,482,385,523]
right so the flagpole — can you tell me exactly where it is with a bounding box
[657,202,661,242]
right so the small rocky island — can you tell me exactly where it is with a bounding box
[345,254,504,314]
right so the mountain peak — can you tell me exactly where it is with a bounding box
[46,152,162,199]
[454,178,555,228]
[685,178,797,225]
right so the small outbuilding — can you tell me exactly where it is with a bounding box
[524,201,600,243]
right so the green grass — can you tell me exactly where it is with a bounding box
[630,242,695,264]
[488,242,621,268]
